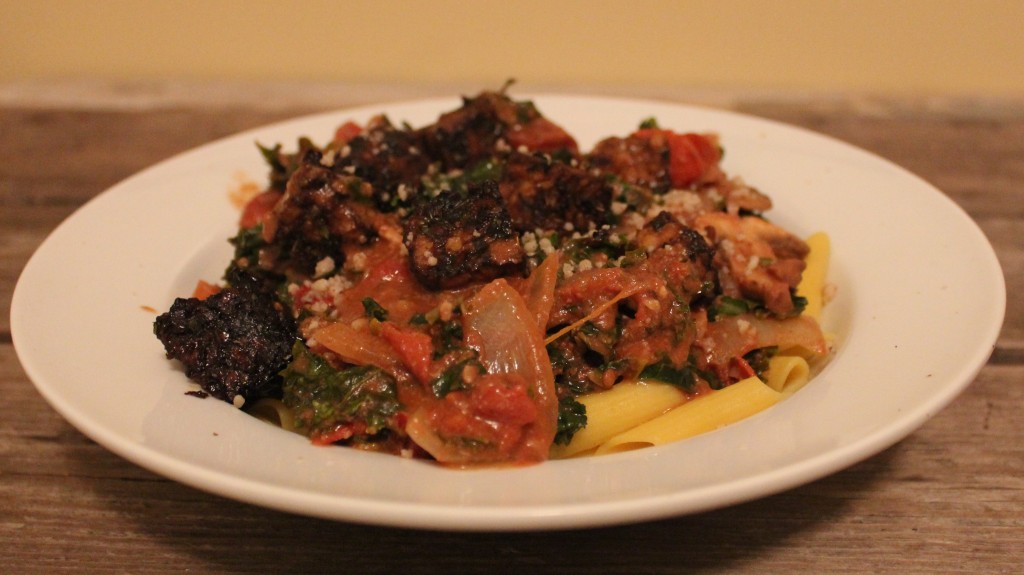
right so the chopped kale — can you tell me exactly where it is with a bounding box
[429,357,483,399]
[257,142,287,176]
[638,360,698,392]
[555,396,588,445]
[464,158,504,184]
[433,318,466,358]
[223,225,284,296]
[362,297,389,322]
[710,295,754,319]
[789,294,809,317]
[743,346,778,380]
[229,225,266,263]
[281,342,401,441]
[710,293,808,321]
[704,368,725,390]
[560,228,630,266]
[638,117,660,130]
[419,159,504,199]
[638,356,724,391]
[258,137,316,191]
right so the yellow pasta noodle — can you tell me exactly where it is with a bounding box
[797,232,830,321]
[593,377,782,455]
[247,398,298,432]
[550,381,687,458]
[764,355,811,394]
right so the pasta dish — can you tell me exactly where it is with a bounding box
[153,87,832,466]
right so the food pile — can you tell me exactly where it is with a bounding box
[154,87,819,465]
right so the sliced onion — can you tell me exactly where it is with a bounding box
[312,321,406,378]
[465,279,558,455]
[406,278,558,464]
[701,314,827,367]
[517,252,560,334]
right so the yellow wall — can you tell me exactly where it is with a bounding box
[2,0,1022,97]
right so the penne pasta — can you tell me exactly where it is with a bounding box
[764,355,811,394]
[550,382,687,458]
[797,232,830,321]
[594,377,781,455]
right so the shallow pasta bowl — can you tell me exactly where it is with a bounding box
[11,94,1006,531]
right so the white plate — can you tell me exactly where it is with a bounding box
[11,95,1005,531]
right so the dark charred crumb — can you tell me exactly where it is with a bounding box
[153,280,296,403]
[185,390,209,398]
[403,179,526,290]
[499,152,613,233]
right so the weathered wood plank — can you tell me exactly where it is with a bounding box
[0,107,311,204]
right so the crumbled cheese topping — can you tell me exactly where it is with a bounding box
[315,256,336,278]
[320,148,338,167]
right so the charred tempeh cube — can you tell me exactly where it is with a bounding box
[417,90,577,170]
[403,180,526,290]
[499,152,613,233]
[266,149,382,276]
[331,115,431,211]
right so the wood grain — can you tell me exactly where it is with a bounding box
[2,88,1021,574]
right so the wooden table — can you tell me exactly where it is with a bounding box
[2,82,1021,574]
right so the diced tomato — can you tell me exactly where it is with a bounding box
[631,129,720,188]
[505,117,578,153]
[333,121,362,146]
[191,280,221,300]
[667,132,720,188]
[379,323,436,384]
[239,190,282,229]
[472,375,539,426]
[363,257,413,285]
[408,374,538,464]
[729,356,757,381]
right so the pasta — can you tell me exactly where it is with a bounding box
[152,87,833,466]
[554,230,830,458]
[764,354,812,394]
[593,377,781,454]
[797,232,831,321]
[555,354,814,458]
[550,382,687,458]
